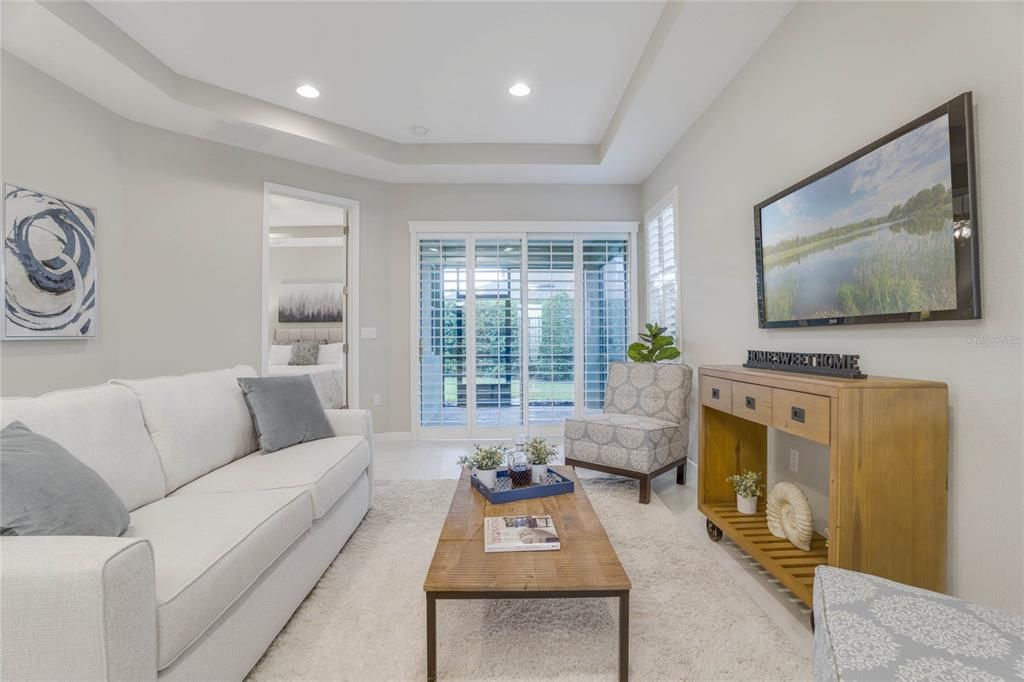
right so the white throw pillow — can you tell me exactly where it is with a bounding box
[318,343,345,366]
[269,344,292,366]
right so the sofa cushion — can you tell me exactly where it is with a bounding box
[171,435,370,519]
[114,366,259,493]
[1,383,166,511]
[1,422,130,536]
[237,376,334,454]
[124,489,312,670]
[564,413,686,473]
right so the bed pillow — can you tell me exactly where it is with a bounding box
[317,342,345,366]
[289,340,320,366]
[269,344,292,366]
[1,421,130,536]
[237,376,334,453]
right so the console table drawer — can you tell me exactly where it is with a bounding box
[772,389,831,445]
[731,382,772,425]
[701,376,733,412]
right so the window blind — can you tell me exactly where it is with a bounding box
[526,239,575,425]
[474,239,522,427]
[418,239,467,427]
[646,199,677,340]
[582,238,630,412]
[416,229,636,435]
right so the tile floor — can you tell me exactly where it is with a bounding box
[374,437,814,656]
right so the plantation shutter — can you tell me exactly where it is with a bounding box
[646,197,678,340]
[418,239,468,427]
[473,239,523,427]
[582,238,630,412]
[526,239,575,425]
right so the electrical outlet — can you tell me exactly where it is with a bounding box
[373,394,382,407]
[789,449,800,473]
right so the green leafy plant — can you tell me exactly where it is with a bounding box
[456,444,508,471]
[628,323,681,362]
[726,470,764,498]
[523,437,556,465]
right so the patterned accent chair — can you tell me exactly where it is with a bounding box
[813,566,1024,681]
[564,361,692,503]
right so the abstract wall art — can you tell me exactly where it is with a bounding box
[278,282,344,323]
[3,185,97,339]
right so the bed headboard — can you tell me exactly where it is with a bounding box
[274,327,344,344]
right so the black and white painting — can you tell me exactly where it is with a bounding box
[278,282,344,323]
[3,185,97,339]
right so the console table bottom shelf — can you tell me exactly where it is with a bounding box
[702,502,828,606]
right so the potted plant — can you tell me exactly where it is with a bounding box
[457,445,508,489]
[627,322,681,362]
[523,437,557,484]
[726,470,764,515]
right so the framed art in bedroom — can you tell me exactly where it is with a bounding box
[278,282,344,323]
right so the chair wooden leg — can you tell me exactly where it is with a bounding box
[639,475,651,504]
[676,457,688,485]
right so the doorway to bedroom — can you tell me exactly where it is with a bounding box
[261,184,360,409]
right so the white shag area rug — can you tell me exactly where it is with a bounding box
[249,478,810,681]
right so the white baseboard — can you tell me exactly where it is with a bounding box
[375,431,413,441]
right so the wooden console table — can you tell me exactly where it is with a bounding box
[698,365,948,606]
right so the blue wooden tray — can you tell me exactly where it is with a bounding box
[470,468,575,504]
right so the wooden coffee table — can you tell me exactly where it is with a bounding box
[423,466,631,681]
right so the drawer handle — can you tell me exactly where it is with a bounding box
[745,396,756,410]
[791,406,806,423]
[712,388,720,400]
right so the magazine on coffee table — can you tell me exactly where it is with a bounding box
[484,515,561,553]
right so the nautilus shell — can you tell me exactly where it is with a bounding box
[766,482,813,551]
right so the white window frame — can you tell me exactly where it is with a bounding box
[408,221,639,440]
[644,188,680,341]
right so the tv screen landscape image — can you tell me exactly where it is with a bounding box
[754,93,980,328]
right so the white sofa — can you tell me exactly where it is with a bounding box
[0,366,374,681]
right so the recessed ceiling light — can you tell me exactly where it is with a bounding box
[296,84,320,98]
[412,126,429,137]
[508,82,531,97]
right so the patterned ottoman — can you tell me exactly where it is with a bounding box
[813,566,1024,681]
[564,361,691,503]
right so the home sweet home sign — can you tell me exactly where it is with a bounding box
[743,350,866,379]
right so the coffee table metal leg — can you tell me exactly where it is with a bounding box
[619,591,629,681]
[426,593,437,681]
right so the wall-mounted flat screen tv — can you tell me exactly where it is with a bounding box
[754,92,980,328]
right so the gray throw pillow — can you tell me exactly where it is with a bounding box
[1,421,130,536]
[237,376,335,454]
[289,341,319,366]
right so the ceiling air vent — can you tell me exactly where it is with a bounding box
[207,120,273,149]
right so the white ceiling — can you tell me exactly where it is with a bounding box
[92,1,663,145]
[1,1,795,184]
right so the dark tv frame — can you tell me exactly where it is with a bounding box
[754,92,981,329]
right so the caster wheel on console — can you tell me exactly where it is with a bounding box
[706,519,723,542]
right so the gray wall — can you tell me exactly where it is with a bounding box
[640,2,1024,609]
[0,55,641,434]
